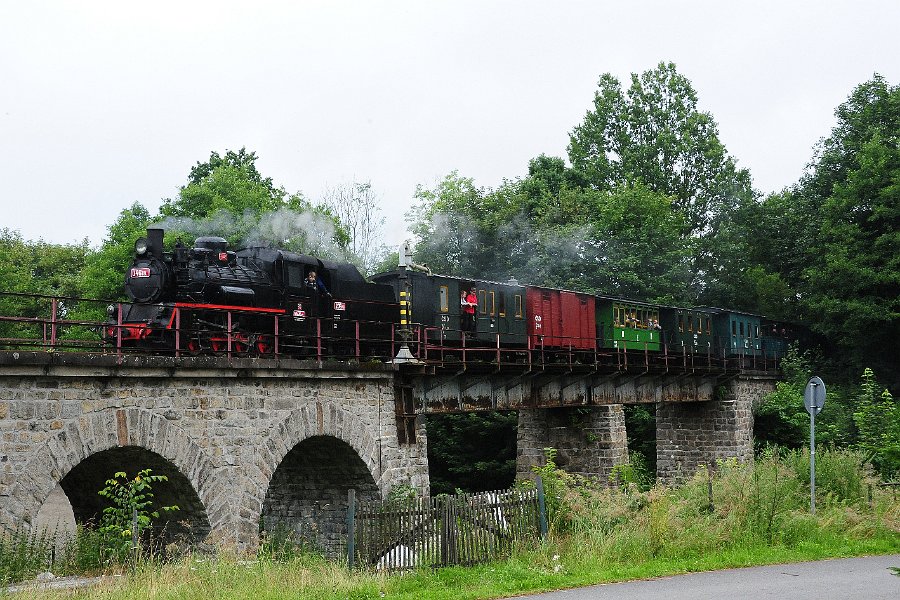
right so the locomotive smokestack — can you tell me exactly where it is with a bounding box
[147,228,164,257]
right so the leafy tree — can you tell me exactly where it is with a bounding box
[567,62,754,237]
[78,203,153,302]
[186,147,274,189]
[407,172,489,277]
[426,412,518,495]
[408,170,692,302]
[0,230,89,340]
[853,368,900,479]
[754,347,814,450]
[159,149,353,260]
[97,468,179,560]
[791,76,900,386]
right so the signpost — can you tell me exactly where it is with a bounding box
[804,376,826,514]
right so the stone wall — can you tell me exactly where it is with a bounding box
[0,361,429,551]
[656,376,776,481]
[517,405,627,481]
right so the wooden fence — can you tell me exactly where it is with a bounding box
[346,479,548,571]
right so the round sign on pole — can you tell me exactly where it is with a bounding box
[804,376,826,415]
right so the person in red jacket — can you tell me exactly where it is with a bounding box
[460,286,477,334]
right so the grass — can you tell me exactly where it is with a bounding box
[5,448,900,599]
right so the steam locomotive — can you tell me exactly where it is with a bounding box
[108,228,791,364]
[106,228,398,356]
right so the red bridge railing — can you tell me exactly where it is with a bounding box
[0,291,781,374]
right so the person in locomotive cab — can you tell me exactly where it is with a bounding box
[305,270,331,296]
[461,286,477,334]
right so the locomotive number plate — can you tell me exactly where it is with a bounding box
[130,268,151,278]
[333,301,346,311]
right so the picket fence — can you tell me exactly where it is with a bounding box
[346,479,548,571]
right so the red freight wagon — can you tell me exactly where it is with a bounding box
[526,287,596,350]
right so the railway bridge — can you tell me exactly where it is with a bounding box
[0,350,776,553]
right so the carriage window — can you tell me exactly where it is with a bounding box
[739,322,745,336]
[688,315,694,332]
[439,286,449,313]
[678,314,684,333]
[479,290,487,314]
[755,325,760,338]
[515,295,522,318]
[732,321,737,335]
[706,318,711,334]
[498,293,506,317]
[489,291,495,315]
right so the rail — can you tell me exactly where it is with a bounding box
[0,291,782,374]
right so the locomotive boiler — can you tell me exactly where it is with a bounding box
[106,228,399,357]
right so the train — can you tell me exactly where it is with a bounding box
[106,228,792,365]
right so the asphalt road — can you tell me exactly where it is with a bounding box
[510,555,900,600]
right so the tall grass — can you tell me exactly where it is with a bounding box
[4,448,899,598]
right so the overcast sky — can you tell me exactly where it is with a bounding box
[2,1,898,249]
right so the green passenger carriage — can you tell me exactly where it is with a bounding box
[595,297,662,351]
[659,307,715,354]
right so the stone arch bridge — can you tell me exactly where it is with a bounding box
[0,351,776,552]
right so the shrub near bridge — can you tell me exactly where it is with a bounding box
[535,446,898,571]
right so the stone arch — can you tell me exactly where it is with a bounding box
[253,405,384,556]
[9,407,220,543]
[257,404,384,495]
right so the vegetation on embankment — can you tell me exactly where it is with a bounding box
[5,447,899,599]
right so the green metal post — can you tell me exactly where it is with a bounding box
[536,476,548,538]
[346,489,356,569]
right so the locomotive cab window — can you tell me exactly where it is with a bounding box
[439,286,449,313]
[285,263,305,289]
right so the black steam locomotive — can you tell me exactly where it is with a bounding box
[106,228,398,356]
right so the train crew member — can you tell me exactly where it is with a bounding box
[461,286,477,333]
[306,270,330,296]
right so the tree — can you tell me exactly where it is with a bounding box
[407,172,489,277]
[0,229,89,340]
[853,368,900,479]
[797,76,900,386]
[319,181,388,274]
[426,412,518,495]
[78,203,153,302]
[97,468,179,560]
[568,62,754,238]
[158,148,351,259]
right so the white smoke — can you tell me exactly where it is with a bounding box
[153,207,347,261]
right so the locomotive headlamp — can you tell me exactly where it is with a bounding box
[134,237,149,256]
[106,304,116,316]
